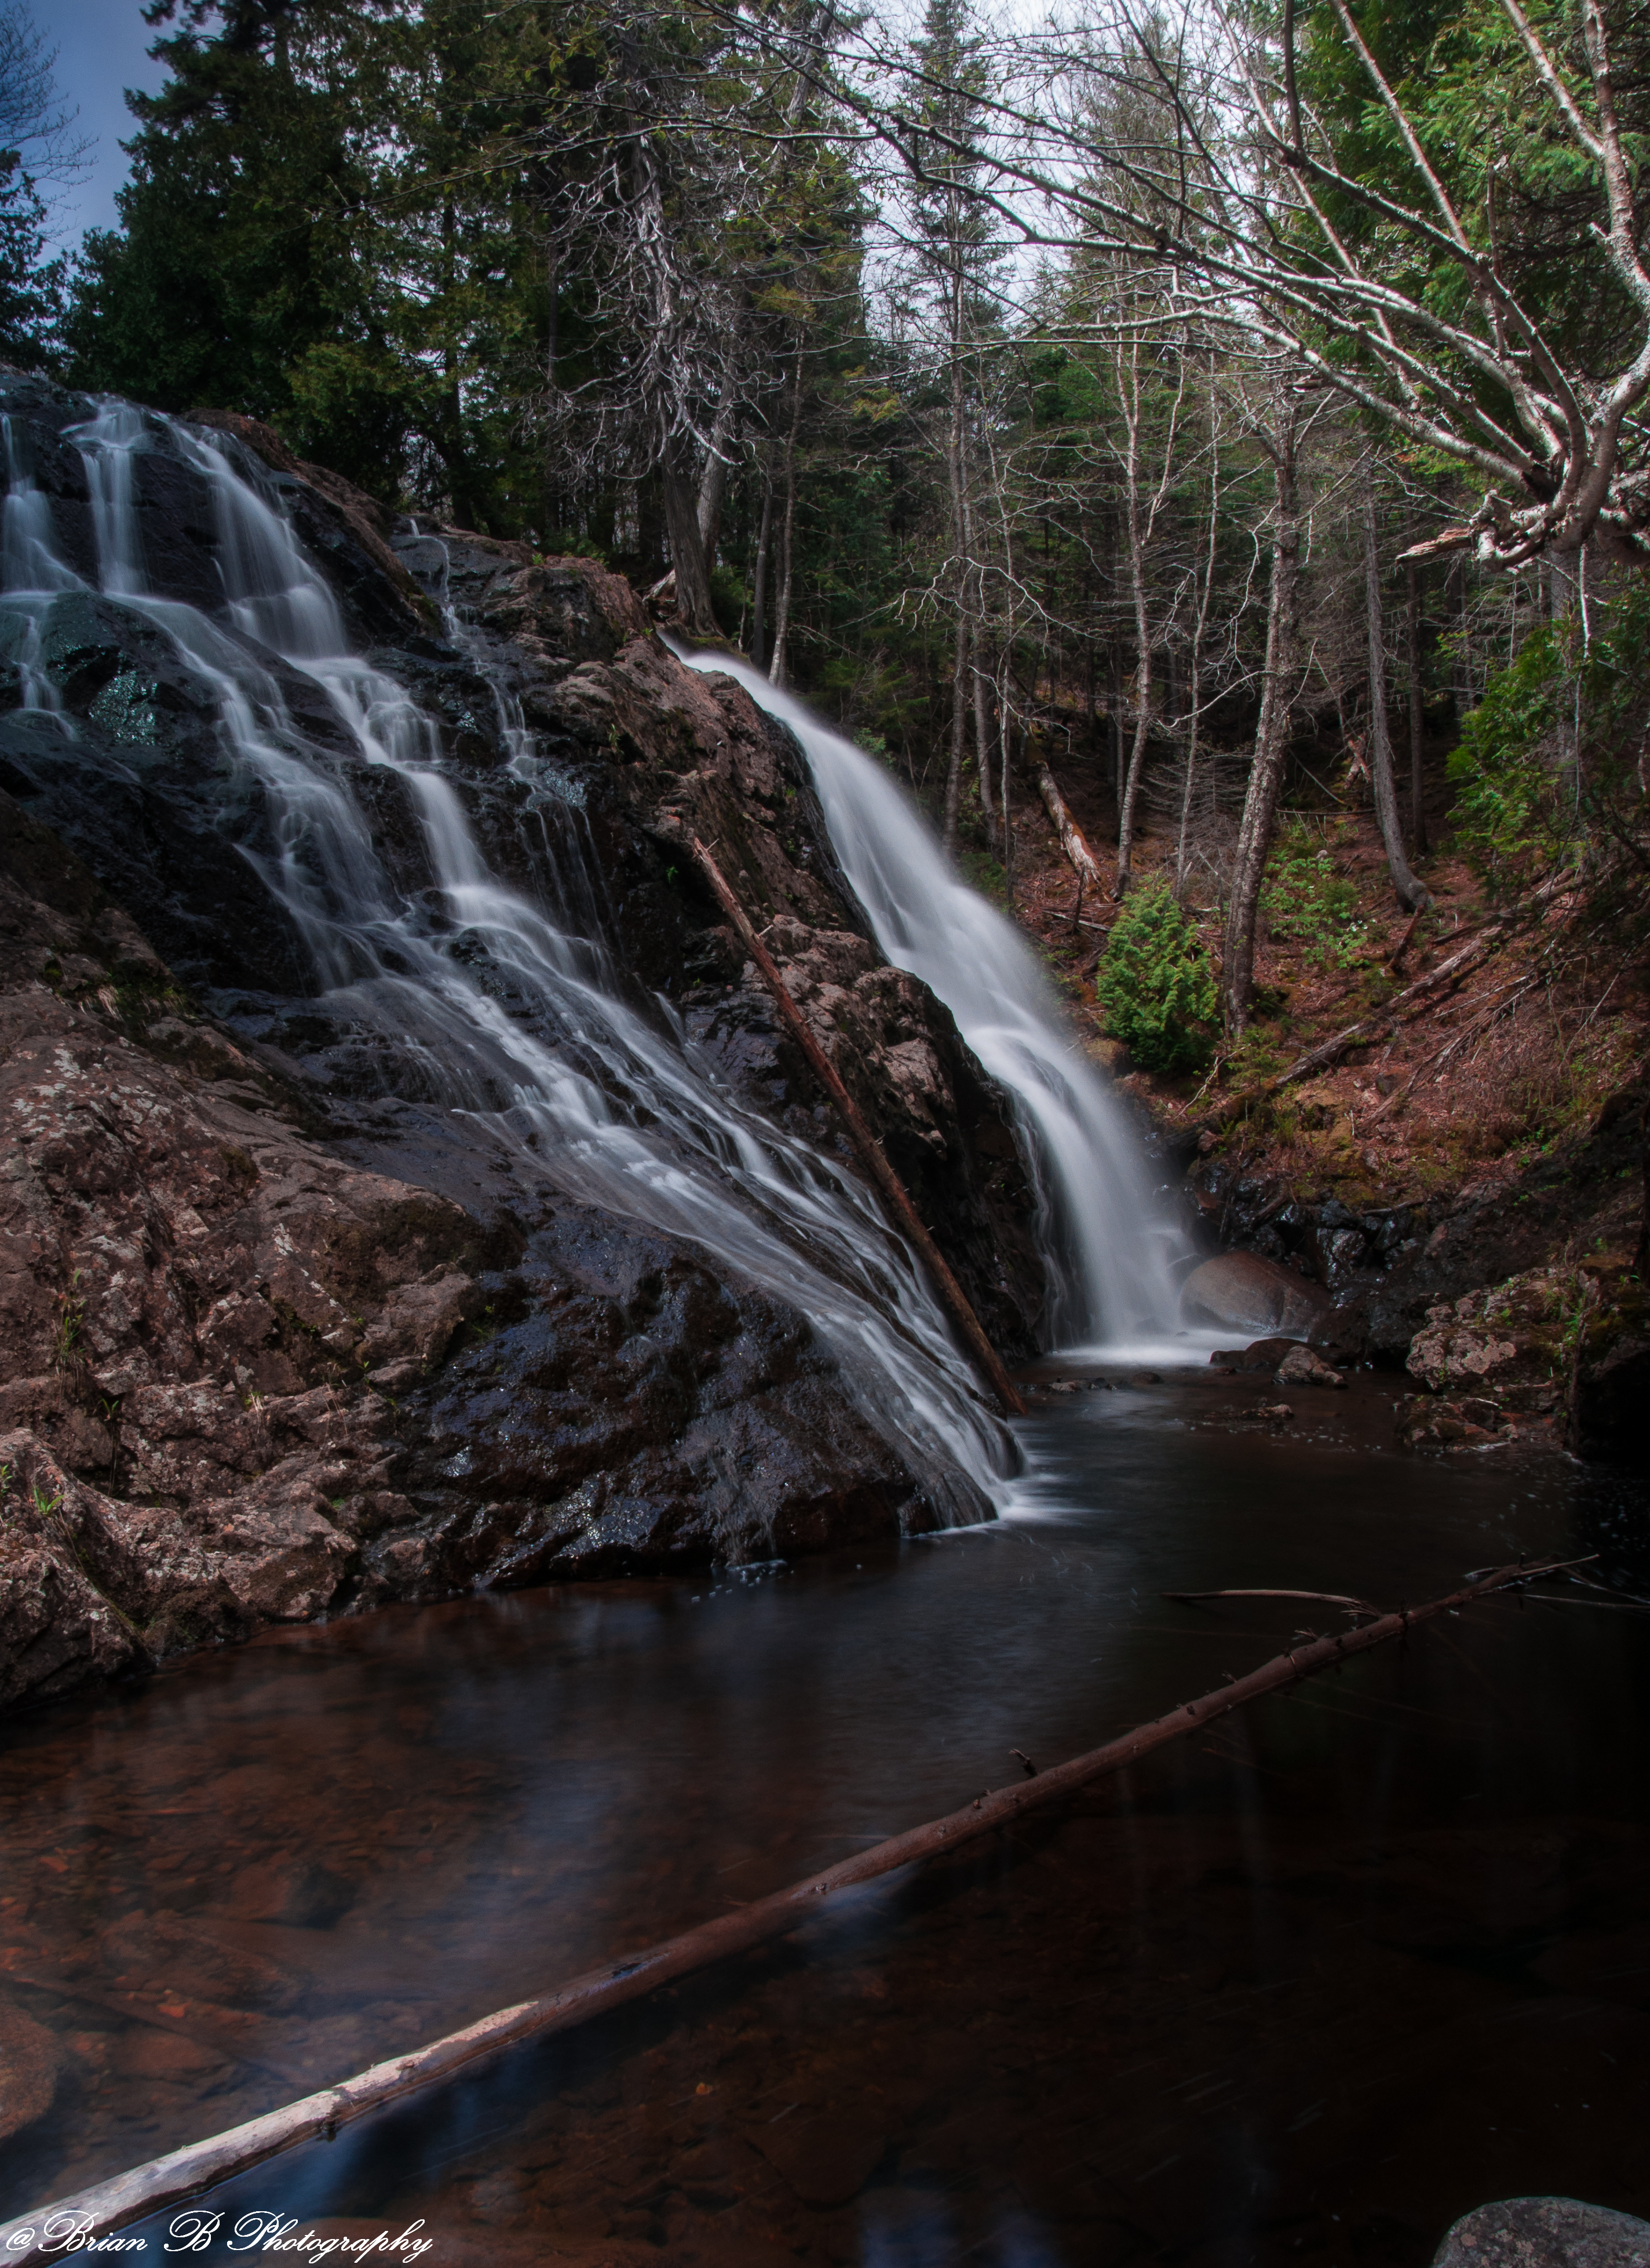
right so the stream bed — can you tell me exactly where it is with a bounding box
[3,1370,1648,2266]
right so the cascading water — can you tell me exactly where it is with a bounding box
[669,648,1195,1354]
[1,396,1014,1516]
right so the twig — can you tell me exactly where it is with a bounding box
[0,1556,1582,2261]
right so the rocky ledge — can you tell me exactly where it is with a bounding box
[0,377,1048,1713]
[1183,1124,1647,1461]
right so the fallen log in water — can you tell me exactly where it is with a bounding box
[0,1555,1577,2259]
[691,834,1025,1417]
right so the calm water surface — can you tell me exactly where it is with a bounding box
[2,1371,1647,2265]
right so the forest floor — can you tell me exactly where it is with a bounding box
[980,740,1648,1271]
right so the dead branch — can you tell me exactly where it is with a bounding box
[0,1556,1582,2262]
[1035,759,1108,900]
[1386,904,1426,973]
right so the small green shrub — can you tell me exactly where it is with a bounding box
[1096,879,1217,1074]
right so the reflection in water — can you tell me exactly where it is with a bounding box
[2,1381,1647,2263]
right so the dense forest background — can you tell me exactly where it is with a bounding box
[2,0,1647,1080]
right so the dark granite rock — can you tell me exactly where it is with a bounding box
[1432,2198,1650,2268]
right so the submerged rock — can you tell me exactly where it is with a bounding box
[1180,1252,1330,1338]
[0,1998,57,2142]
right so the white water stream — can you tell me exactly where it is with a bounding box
[2,397,1198,1524]
[670,649,1192,1354]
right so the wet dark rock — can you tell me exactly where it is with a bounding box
[1431,2198,1650,2268]
[1180,1252,1331,1338]
[1209,1337,1294,1373]
[0,374,1044,1361]
[1274,1343,1345,1390]
[1395,1394,1511,1450]
[0,792,985,1709]
[1572,1306,1649,1461]
[1306,1307,1368,1366]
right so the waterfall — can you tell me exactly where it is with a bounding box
[1,396,1014,1517]
[669,649,1192,1353]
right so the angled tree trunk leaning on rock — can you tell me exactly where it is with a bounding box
[691,838,1026,1418]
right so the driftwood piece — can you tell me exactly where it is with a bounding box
[691,837,1025,1417]
[1034,761,1108,901]
[0,1555,1576,2261]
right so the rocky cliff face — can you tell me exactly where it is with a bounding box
[0,376,1045,1712]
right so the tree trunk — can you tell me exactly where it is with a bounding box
[998,657,1015,907]
[1405,559,1430,856]
[696,395,735,570]
[750,457,774,673]
[1221,404,1300,1034]
[972,628,996,851]
[943,608,968,855]
[768,362,803,687]
[662,439,719,640]
[1363,488,1431,911]
[1177,406,1218,903]
[941,271,970,856]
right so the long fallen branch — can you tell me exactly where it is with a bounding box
[0,1554,1575,2260]
[692,836,1025,1416]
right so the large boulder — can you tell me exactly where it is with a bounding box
[1432,2199,1650,2268]
[0,804,994,1711]
[1180,1252,1331,1339]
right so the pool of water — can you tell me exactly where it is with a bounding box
[2,1370,1647,2265]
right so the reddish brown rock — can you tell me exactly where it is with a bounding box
[1181,1252,1331,1339]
